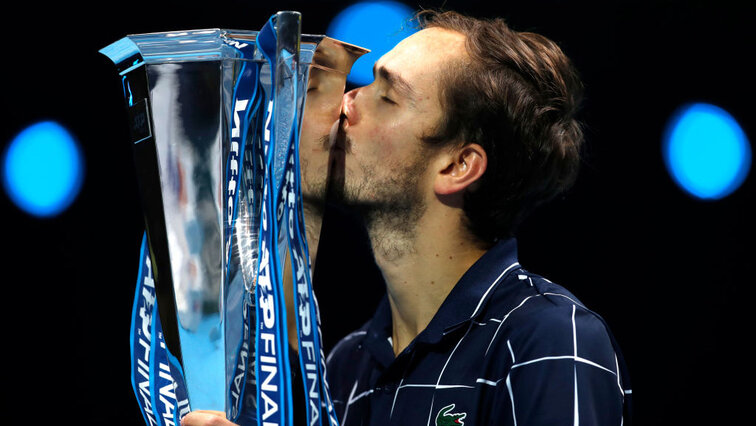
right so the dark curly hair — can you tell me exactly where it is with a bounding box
[418,10,585,245]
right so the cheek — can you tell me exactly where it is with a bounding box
[356,121,402,157]
[300,112,328,151]
[373,129,394,155]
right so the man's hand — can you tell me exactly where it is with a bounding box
[180,410,238,426]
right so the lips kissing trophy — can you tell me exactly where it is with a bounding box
[101,11,367,426]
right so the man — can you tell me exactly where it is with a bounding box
[183,9,631,426]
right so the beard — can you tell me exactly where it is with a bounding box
[299,133,332,214]
[299,123,431,262]
[329,141,430,262]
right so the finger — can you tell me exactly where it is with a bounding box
[190,410,226,416]
[180,411,236,426]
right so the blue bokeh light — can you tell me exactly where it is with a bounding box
[3,121,84,217]
[663,103,751,200]
[327,1,418,86]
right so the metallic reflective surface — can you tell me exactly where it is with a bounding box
[147,59,227,409]
[300,36,368,207]
[103,19,367,416]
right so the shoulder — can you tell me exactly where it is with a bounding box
[326,323,370,368]
[323,321,375,418]
[476,271,631,424]
[483,270,621,373]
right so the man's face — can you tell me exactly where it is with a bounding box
[333,27,467,214]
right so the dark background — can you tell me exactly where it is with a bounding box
[3,0,753,424]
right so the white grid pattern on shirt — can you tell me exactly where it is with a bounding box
[336,269,631,426]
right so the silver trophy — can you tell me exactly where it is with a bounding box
[101,11,366,425]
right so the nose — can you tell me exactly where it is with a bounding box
[342,87,360,125]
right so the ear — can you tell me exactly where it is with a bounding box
[433,143,487,196]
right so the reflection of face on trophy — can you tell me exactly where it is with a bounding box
[299,38,364,207]
[284,37,366,352]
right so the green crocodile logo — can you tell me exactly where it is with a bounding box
[435,403,467,426]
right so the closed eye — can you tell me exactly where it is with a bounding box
[381,96,396,105]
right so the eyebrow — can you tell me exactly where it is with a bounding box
[373,63,417,103]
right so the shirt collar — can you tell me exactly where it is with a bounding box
[417,237,520,343]
[363,238,520,363]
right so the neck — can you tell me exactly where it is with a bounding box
[366,205,487,356]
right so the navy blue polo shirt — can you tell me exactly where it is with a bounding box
[325,238,632,425]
